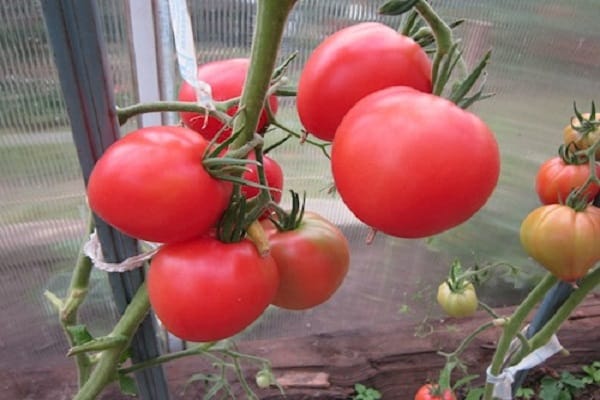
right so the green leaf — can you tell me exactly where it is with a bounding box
[66,324,94,346]
[540,377,561,400]
[118,373,138,397]
[379,0,420,16]
[560,371,586,389]
[558,390,572,400]
[354,383,367,393]
[465,387,484,400]
[515,387,535,399]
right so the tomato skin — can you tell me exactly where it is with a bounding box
[261,212,350,310]
[414,384,456,400]
[147,237,279,342]
[297,22,432,142]
[535,157,599,204]
[178,58,278,142]
[563,112,600,157]
[87,126,232,243]
[241,153,284,204]
[437,281,478,318]
[520,204,600,282]
[331,87,500,238]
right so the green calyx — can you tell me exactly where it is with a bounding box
[572,101,600,137]
[269,190,306,232]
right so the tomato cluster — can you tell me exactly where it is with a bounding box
[86,19,505,343]
[87,53,353,341]
[521,107,600,282]
[297,22,500,239]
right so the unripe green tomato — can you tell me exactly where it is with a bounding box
[255,369,274,389]
[436,281,478,318]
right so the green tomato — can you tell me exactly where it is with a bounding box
[436,281,478,318]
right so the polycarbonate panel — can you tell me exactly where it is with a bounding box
[0,0,134,368]
[0,0,599,378]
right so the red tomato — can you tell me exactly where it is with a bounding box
[535,157,599,204]
[331,87,500,238]
[241,153,284,204]
[520,204,600,282]
[178,58,279,142]
[147,237,279,342]
[262,212,350,310]
[87,126,232,243]
[297,22,432,141]
[414,384,456,400]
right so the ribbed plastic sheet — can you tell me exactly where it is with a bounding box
[0,0,599,369]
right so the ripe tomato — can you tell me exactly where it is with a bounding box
[437,281,478,318]
[87,126,232,243]
[147,237,279,342]
[563,112,600,158]
[297,22,432,142]
[241,153,284,204]
[535,157,599,204]
[331,87,500,239]
[178,58,278,142]
[520,204,600,282]
[261,212,350,310]
[414,384,456,400]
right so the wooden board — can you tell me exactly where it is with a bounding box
[167,294,600,399]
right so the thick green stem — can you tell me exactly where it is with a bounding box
[414,0,454,94]
[528,268,600,351]
[230,0,297,149]
[482,274,558,400]
[73,283,151,400]
[116,100,231,126]
[44,217,95,386]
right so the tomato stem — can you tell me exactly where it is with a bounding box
[265,104,332,159]
[119,342,217,375]
[74,282,151,400]
[229,0,297,150]
[482,273,558,400]
[44,216,95,387]
[526,267,600,353]
[413,0,453,93]
[115,100,231,126]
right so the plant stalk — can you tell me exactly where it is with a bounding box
[230,0,297,149]
[482,273,558,400]
[73,283,151,400]
[528,268,600,351]
[44,217,95,387]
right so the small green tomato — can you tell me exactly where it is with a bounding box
[255,369,274,389]
[436,281,478,318]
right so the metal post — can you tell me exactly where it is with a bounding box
[39,1,169,398]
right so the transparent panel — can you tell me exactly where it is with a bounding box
[1,0,599,394]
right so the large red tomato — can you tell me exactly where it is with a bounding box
[331,87,500,238]
[147,237,279,342]
[241,153,284,204]
[520,204,600,282]
[535,156,599,205]
[261,212,350,310]
[87,126,232,243]
[178,58,278,142]
[297,22,432,142]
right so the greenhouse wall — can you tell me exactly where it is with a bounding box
[1,0,599,399]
